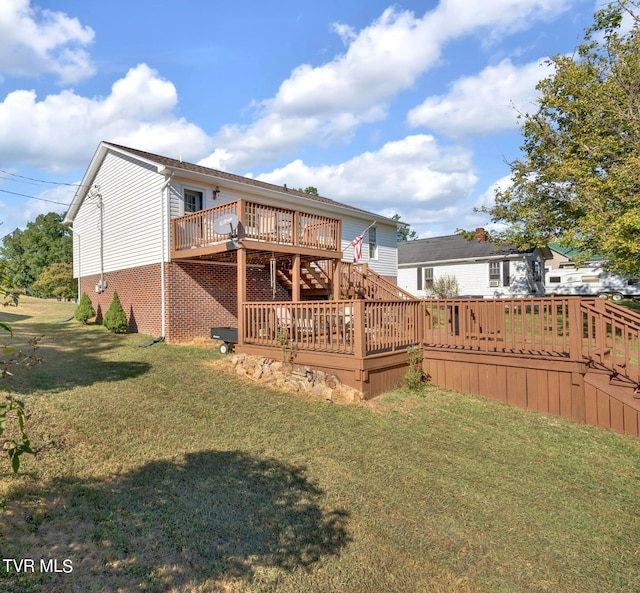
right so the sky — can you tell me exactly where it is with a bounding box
[0,0,605,241]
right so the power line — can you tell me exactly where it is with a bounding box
[0,169,84,188]
[0,188,71,206]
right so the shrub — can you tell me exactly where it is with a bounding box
[405,345,427,391]
[74,292,95,324]
[430,275,459,298]
[103,291,128,333]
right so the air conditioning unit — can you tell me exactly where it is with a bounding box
[489,280,500,288]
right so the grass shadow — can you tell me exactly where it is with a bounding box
[1,450,350,592]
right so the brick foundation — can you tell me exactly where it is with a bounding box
[79,260,290,344]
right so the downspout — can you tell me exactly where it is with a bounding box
[160,171,174,338]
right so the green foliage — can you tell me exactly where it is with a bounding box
[392,214,418,242]
[31,262,77,300]
[477,0,640,277]
[0,212,72,291]
[430,275,460,298]
[103,291,128,333]
[296,186,319,196]
[0,396,33,473]
[405,345,427,391]
[74,292,95,324]
[0,262,38,473]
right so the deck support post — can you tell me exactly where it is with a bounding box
[292,253,301,301]
[332,260,341,300]
[237,247,247,346]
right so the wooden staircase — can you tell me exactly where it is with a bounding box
[276,261,332,298]
[339,263,418,301]
[578,299,640,435]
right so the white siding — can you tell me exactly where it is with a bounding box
[340,217,397,278]
[73,151,166,277]
[398,252,545,298]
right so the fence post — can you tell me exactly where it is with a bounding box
[568,297,583,360]
[353,300,366,359]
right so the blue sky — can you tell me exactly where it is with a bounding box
[0,0,602,240]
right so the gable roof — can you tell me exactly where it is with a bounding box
[398,234,526,266]
[65,141,399,226]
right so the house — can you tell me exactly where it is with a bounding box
[64,141,401,344]
[397,228,547,298]
[545,243,603,271]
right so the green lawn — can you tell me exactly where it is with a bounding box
[1,298,639,593]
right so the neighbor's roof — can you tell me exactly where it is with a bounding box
[548,243,603,261]
[398,234,527,266]
[65,141,400,225]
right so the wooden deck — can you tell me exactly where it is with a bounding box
[237,296,640,437]
[171,200,342,261]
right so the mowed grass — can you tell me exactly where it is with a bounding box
[0,298,639,593]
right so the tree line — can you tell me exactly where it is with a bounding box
[0,212,75,300]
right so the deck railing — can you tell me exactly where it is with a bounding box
[340,263,417,301]
[422,297,575,356]
[243,296,639,390]
[243,300,423,357]
[580,298,640,386]
[172,200,340,252]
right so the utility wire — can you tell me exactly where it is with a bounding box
[0,169,84,188]
[0,188,71,206]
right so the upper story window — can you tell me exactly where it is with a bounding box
[368,226,378,260]
[184,189,203,213]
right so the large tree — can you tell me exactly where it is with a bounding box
[478,0,640,277]
[1,212,73,292]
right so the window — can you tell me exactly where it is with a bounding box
[368,226,378,259]
[416,267,433,291]
[549,276,561,283]
[489,261,500,282]
[502,260,510,286]
[184,189,203,213]
[424,267,434,289]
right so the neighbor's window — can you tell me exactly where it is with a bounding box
[184,189,203,213]
[502,260,510,286]
[424,267,434,289]
[368,226,378,259]
[489,261,500,282]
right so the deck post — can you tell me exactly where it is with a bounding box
[237,247,247,346]
[332,260,341,300]
[353,300,366,359]
[292,253,301,301]
[568,297,583,361]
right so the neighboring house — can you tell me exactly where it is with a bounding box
[64,142,400,343]
[397,229,547,298]
[545,243,602,271]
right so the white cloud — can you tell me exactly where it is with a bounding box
[407,58,553,136]
[0,0,95,83]
[0,64,212,172]
[204,0,577,170]
[256,134,477,222]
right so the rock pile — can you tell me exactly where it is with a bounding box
[220,353,363,404]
